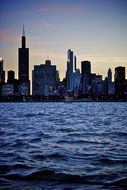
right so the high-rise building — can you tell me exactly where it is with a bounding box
[18,25,30,95]
[74,55,77,71]
[81,61,91,79]
[81,61,91,95]
[0,57,5,95]
[7,70,15,83]
[115,66,125,95]
[7,70,19,95]
[0,57,5,84]
[66,49,75,91]
[74,69,81,89]
[107,68,114,95]
[108,68,112,84]
[94,75,103,95]
[32,60,57,96]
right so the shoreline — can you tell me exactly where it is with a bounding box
[0,95,127,103]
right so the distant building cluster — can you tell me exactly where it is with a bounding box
[65,49,127,98]
[0,27,127,99]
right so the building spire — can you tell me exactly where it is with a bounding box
[22,24,25,36]
[22,24,26,48]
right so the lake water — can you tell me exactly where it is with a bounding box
[0,102,127,190]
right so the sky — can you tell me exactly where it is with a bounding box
[0,0,127,82]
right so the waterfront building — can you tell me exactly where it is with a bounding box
[109,82,115,95]
[32,60,57,96]
[66,49,76,91]
[74,56,77,71]
[7,70,15,83]
[2,84,14,96]
[18,25,30,95]
[103,77,108,95]
[81,61,91,95]
[93,75,103,95]
[0,58,5,84]
[115,66,125,95]
[107,68,115,95]
[74,69,81,89]
[0,58,5,95]
[73,69,81,97]
[7,70,19,95]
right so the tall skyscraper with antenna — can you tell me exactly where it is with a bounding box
[18,25,30,95]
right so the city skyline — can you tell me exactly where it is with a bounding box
[0,0,127,81]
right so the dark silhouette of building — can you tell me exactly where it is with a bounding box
[66,49,75,91]
[0,58,5,95]
[115,66,125,95]
[32,60,57,96]
[7,70,19,95]
[0,58,5,84]
[18,25,30,95]
[7,70,15,83]
[81,61,91,95]
[107,68,115,95]
[81,61,91,79]
[74,55,77,71]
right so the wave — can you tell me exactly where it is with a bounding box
[10,164,32,170]
[2,169,89,183]
[111,177,127,188]
[99,157,127,165]
[33,153,66,161]
[1,166,127,189]
[0,165,10,174]
[25,112,46,118]
[117,131,127,137]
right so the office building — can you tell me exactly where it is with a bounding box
[32,60,57,96]
[2,84,14,96]
[93,75,103,95]
[107,68,115,95]
[0,58,5,95]
[7,70,15,83]
[81,61,91,95]
[18,25,30,95]
[0,58,5,84]
[115,66,125,95]
[66,49,75,91]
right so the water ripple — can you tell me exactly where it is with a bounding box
[0,102,127,190]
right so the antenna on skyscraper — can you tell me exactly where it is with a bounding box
[22,24,25,36]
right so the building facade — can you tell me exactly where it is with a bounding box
[115,66,125,95]
[81,61,91,95]
[66,49,76,91]
[0,58,5,95]
[18,26,30,95]
[32,60,57,96]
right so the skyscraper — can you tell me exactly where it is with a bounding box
[0,57,5,95]
[81,61,91,95]
[66,49,75,91]
[107,68,114,95]
[81,61,91,80]
[7,70,15,83]
[0,57,5,84]
[18,25,30,95]
[115,66,125,95]
[108,68,112,84]
[32,60,57,96]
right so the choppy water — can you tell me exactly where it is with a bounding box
[0,102,127,190]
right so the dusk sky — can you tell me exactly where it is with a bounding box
[0,0,127,81]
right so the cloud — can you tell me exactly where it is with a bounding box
[37,4,86,13]
[0,30,19,42]
[0,4,86,18]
